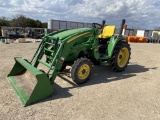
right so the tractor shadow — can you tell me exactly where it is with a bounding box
[42,63,157,103]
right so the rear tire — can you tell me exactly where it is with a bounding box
[71,58,93,84]
[110,42,131,72]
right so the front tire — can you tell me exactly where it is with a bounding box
[110,42,131,72]
[71,58,93,84]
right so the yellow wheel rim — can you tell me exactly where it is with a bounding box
[117,47,129,67]
[78,64,90,80]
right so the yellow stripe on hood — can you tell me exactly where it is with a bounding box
[67,32,90,43]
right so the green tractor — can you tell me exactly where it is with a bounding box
[7,19,131,106]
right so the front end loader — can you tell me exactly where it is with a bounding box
[7,19,131,106]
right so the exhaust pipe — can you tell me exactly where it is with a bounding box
[102,20,106,28]
[119,19,126,36]
[122,25,127,36]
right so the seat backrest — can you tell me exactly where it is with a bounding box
[101,25,116,38]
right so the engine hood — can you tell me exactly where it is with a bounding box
[52,28,94,40]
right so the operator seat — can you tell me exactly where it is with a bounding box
[98,25,116,39]
[98,25,116,55]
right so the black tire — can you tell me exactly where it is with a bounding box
[110,41,131,72]
[71,58,93,84]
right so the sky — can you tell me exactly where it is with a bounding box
[0,0,160,29]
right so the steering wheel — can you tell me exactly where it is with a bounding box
[92,23,103,29]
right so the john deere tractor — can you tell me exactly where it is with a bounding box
[7,19,131,106]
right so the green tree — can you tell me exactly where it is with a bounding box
[3,14,46,28]
[35,20,42,28]
[42,23,47,28]
[0,17,10,26]
[11,14,28,27]
[26,18,37,27]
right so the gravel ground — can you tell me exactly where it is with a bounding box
[0,42,160,120]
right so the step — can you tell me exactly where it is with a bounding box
[46,56,53,60]
[38,60,55,70]
[100,56,110,60]
[44,48,54,53]
[45,42,55,46]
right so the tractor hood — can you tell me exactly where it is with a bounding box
[52,28,94,40]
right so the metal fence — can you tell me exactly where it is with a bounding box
[48,19,93,30]
[124,29,153,39]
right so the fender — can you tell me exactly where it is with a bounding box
[107,36,126,58]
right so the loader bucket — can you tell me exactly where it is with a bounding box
[7,57,54,106]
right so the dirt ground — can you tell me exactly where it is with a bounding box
[0,42,160,120]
